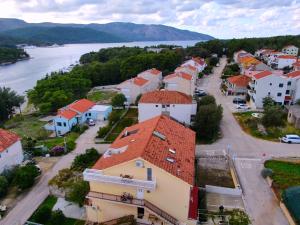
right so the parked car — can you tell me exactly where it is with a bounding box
[195,90,207,97]
[281,135,300,144]
[233,97,246,104]
[87,119,96,126]
[236,104,251,110]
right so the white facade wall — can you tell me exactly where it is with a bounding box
[282,46,299,56]
[138,103,197,125]
[182,60,206,72]
[53,116,78,136]
[277,58,297,69]
[294,79,300,102]
[0,141,24,173]
[175,67,198,82]
[164,77,194,96]
[251,75,288,108]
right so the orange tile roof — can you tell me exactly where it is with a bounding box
[139,90,192,104]
[0,129,20,152]
[192,57,205,66]
[185,65,197,71]
[293,61,300,67]
[286,71,300,78]
[133,77,149,86]
[68,99,95,113]
[253,70,273,80]
[277,55,297,60]
[227,75,251,87]
[164,72,192,81]
[93,115,196,185]
[58,109,78,120]
[148,68,161,75]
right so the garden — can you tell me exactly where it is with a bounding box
[87,90,118,103]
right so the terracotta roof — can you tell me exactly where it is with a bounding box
[253,70,273,80]
[185,65,197,71]
[93,115,196,185]
[0,129,20,152]
[58,109,78,120]
[277,55,297,60]
[139,90,192,104]
[68,99,95,113]
[120,77,149,87]
[192,57,205,66]
[227,75,251,87]
[286,71,300,78]
[293,61,300,67]
[164,72,192,81]
[148,68,161,75]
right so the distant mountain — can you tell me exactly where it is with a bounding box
[0,18,214,45]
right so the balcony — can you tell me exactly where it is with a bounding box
[83,169,156,191]
[248,82,255,89]
[86,191,179,225]
[248,89,255,96]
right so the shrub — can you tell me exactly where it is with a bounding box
[32,205,52,223]
[48,168,74,188]
[71,148,100,171]
[111,93,126,107]
[108,111,121,125]
[49,146,65,156]
[262,106,286,128]
[67,180,89,206]
[71,124,88,134]
[49,210,66,225]
[120,118,134,127]
[261,168,273,178]
[198,95,216,106]
[14,165,40,190]
[36,128,49,140]
[0,176,9,198]
[198,72,204,78]
[66,140,76,152]
[97,125,112,138]
[244,118,258,130]
[2,167,17,184]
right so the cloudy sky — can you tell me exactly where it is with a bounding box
[1,0,300,39]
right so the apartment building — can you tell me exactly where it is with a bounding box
[282,45,299,56]
[138,90,197,125]
[175,65,198,81]
[274,55,297,69]
[83,115,198,225]
[182,57,206,72]
[137,68,163,90]
[248,70,300,108]
[163,72,195,96]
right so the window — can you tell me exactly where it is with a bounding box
[269,83,272,86]
[147,168,152,181]
[287,81,291,86]
[63,122,66,127]
[155,105,158,107]
[137,207,144,219]
[88,113,91,116]
[57,122,62,126]
[162,105,166,108]
[279,83,284,88]
[286,90,290,95]
[277,93,282,97]
[268,92,271,95]
[166,105,170,107]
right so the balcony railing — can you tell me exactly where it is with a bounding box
[86,191,179,225]
[83,169,156,191]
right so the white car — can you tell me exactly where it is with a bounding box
[87,119,96,126]
[236,104,250,110]
[281,135,300,144]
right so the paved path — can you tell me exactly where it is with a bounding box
[196,57,297,225]
[0,121,107,225]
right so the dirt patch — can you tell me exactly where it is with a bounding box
[34,156,59,172]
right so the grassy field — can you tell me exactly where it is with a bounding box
[105,108,138,142]
[265,160,300,192]
[4,114,48,139]
[37,132,79,150]
[234,111,300,141]
[29,195,85,225]
[87,90,117,103]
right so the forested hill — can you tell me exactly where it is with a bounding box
[0,18,214,45]
[0,47,29,65]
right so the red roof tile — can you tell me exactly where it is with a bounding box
[277,55,297,60]
[93,115,196,185]
[164,72,192,81]
[253,70,273,80]
[68,99,95,113]
[192,57,205,66]
[0,129,20,152]
[148,68,161,75]
[286,71,300,78]
[227,75,251,87]
[58,109,78,120]
[139,90,192,104]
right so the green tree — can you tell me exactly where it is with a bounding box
[263,97,275,110]
[135,94,142,105]
[262,105,286,127]
[0,87,24,123]
[111,93,126,107]
[14,165,39,190]
[0,176,9,198]
[228,209,251,225]
[67,180,89,206]
[32,205,52,224]
[108,110,121,125]
[198,95,216,106]
[194,104,223,141]
[49,210,66,225]
[71,148,100,171]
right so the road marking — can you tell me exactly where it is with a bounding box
[235,157,262,161]
[240,162,252,169]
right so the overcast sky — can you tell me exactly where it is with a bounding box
[1,0,300,39]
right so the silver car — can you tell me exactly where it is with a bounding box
[281,135,300,144]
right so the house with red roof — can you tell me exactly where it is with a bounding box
[293,60,300,71]
[282,45,299,56]
[225,75,251,95]
[274,55,297,69]
[163,72,195,96]
[45,99,112,136]
[182,57,206,72]
[118,69,162,104]
[83,115,198,225]
[138,90,197,125]
[175,65,198,82]
[0,129,24,173]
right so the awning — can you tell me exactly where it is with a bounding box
[188,186,198,220]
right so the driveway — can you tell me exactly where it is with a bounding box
[0,121,107,225]
[196,57,297,225]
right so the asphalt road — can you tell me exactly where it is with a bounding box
[0,121,107,225]
[196,57,298,225]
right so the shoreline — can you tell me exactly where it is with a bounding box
[0,56,31,67]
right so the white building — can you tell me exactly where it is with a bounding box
[274,55,297,69]
[163,72,195,96]
[138,90,197,125]
[248,70,300,108]
[175,65,198,82]
[182,57,206,72]
[282,45,299,56]
[0,129,24,173]
[137,68,162,89]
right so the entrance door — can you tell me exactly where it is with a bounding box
[137,188,144,199]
